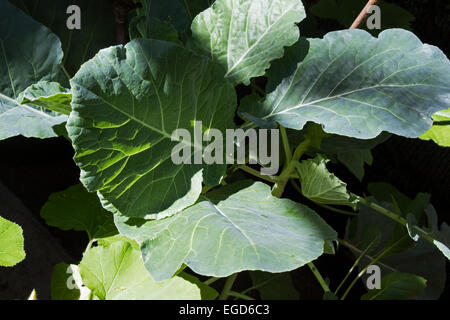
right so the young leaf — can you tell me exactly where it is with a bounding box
[0,216,26,267]
[67,39,236,219]
[18,81,72,115]
[296,155,358,209]
[115,182,337,281]
[40,184,118,240]
[79,240,202,300]
[191,0,306,85]
[419,108,450,147]
[361,272,427,300]
[0,1,67,140]
[240,29,450,139]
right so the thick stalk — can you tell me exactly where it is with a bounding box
[219,273,238,300]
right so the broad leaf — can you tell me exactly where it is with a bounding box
[420,108,450,147]
[67,39,236,219]
[79,240,201,300]
[240,29,450,139]
[191,0,306,85]
[296,155,357,208]
[41,184,117,240]
[361,272,426,300]
[0,216,26,267]
[0,1,67,140]
[115,182,337,281]
[11,0,116,77]
[337,149,373,181]
[18,81,72,115]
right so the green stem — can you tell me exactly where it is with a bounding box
[228,291,255,300]
[61,65,71,82]
[204,277,220,286]
[335,239,377,295]
[316,203,358,216]
[357,196,435,244]
[219,273,238,300]
[338,239,397,272]
[280,125,292,163]
[239,165,278,183]
[307,262,330,293]
[340,234,408,300]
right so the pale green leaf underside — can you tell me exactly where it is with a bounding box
[40,184,117,240]
[115,182,337,281]
[297,155,357,208]
[67,39,236,219]
[0,216,26,267]
[79,240,201,300]
[420,108,450,147]
[18,81,72,115]
[191,0,306,85]
[361,272,427,300]
[240,29,450,139]
[0,1,66,140]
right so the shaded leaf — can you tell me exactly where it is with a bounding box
[361,272,426,300]
[11,0,116,77]
[0,1,67,140]
[50,263,81,300]
[40,184,118,240]
[249,271,299,300]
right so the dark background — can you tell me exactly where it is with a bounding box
[0,0,448,300]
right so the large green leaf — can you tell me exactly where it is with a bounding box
[240,29,450,139]
[115,182,337,281]
[191,0,306,85]
[79,240,201,300]
[67,39,236,219]
[0,216,26,267]
[40,184,117,240]
[0,1,67,140]
[420,108,450,147]
[11,0,115,77]
[361,272,426,300]
[296,155,357,208]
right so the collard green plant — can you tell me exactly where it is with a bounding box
[1,0,449,301]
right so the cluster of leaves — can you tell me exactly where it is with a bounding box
[0,0,449,300]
